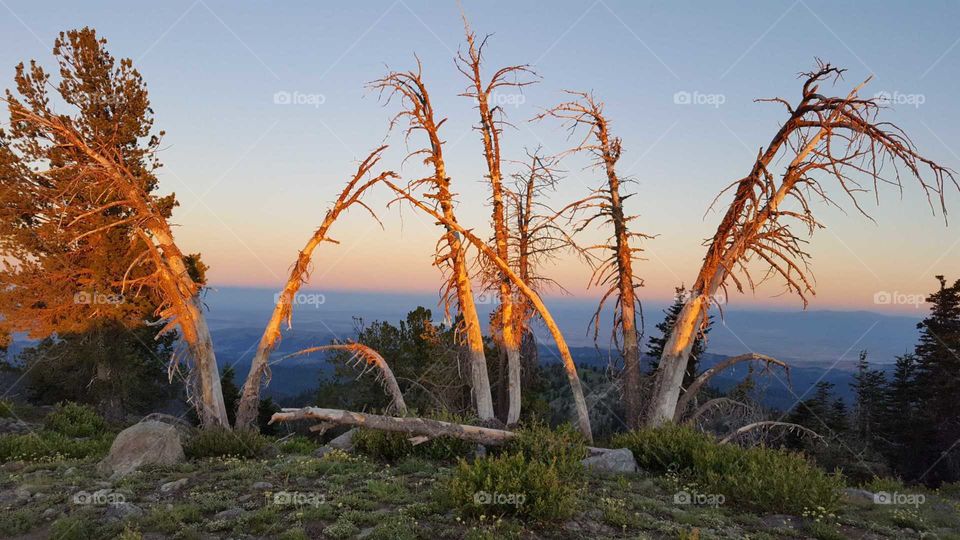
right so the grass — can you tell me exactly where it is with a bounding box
[0,408,955,539]
[613,424,845,514]
[183,427,270,459]
[0,430,112,462]
[43,401,106,438]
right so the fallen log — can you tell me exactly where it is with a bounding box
[269,407,517,446]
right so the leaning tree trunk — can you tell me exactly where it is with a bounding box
[235,149,392,429]
[386,180,593,441]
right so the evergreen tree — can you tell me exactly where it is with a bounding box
[910,276,960,484]
[647,285,713,389]
[850,350,887,444]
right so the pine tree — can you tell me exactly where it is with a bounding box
[850,350,887,445]
[910,276,960,484]
[648,285,712,389]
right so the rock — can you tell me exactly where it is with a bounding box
[0,417,39,435]
[251,481,273,490]
[63,467,77,476]
[760,514,798,529]
[843,487,876,503]
[1,461,24,472]
[581,448,638,474]
[313,445,335,459]
[160,478,189,493]
[214,507,244,520]
[96,420,185,477]
[328,429,356,451]
[138,413,197,439]
[41,507,59,520]
[105,502,144,521]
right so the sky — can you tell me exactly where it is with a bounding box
[2,0,959,314]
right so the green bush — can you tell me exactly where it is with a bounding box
[0,399,14,418]
[352,412,477,462]
[449,451,577,521]
[612,425,844,514]
[0,431,112,462]
[277,435,318,455]
[505,422,588,478]
[184,427,269,459]
[44,401,105,437]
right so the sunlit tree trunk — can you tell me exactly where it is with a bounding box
[235,148,393,429]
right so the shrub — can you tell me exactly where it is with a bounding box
[449,451,577,521]
[184,427,269,459]
[277,435,318,455]
[612,425,844,514]
[505,422,588,478]
[352,412,477,461]
[49,515,97,540]
[0,431,111,462]
[0,399,14,418]
[44,401,105,437]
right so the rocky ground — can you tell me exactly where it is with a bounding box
[1,442,959,539]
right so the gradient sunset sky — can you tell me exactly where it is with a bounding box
[2,1,958,313]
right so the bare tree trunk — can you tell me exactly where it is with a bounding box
[270,407,516,446]
[386,180,593,441]
[283,344,407,415]
[535,93,648,429]
[235,149,393,429]
[456,23,534,425]
[371,67,495,421]
[644,68,927,428]
[674,353,788,422]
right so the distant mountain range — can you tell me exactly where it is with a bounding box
[6,287,922,410]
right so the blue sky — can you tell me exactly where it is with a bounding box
[2,0,959,312]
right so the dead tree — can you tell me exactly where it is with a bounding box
[456,19,536,425]
[235,148,396,429]
[370,61,495,421]
[282,343,407,415]
[536,92,652,429]
[674,353,788,422]
[646,61,958,427]
[384,179,594,441]
[1,29,228,426]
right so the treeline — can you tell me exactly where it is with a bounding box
[787,276,960,485]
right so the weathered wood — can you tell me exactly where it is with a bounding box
[675,353,789,422]
[719,421,821,445]
[270,407,517,446]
